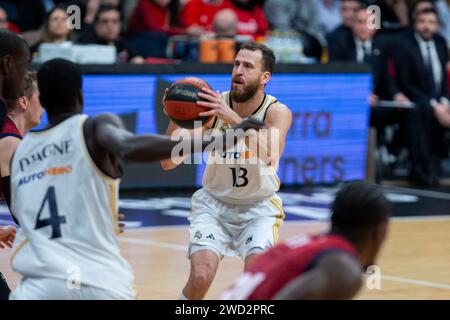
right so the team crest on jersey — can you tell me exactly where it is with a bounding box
[194,231,202,240]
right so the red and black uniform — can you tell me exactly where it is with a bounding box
[222,234,358,300]
[0,116,22,201]
[0,112,21,300]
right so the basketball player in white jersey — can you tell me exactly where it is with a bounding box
[8,58,262,300]
[161,42,292,300]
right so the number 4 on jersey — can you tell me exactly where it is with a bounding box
[35,186,66,239]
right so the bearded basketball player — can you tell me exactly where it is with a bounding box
[161,42,292,300]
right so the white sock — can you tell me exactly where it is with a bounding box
[179,292,189,300]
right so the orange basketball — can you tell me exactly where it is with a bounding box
[163,77,213,129]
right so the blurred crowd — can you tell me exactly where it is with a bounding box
[0,0,449,184]
[0,0,448,62]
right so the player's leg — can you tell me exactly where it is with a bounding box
[0,272,11,300]
[182,249,220,300]
[182,189,231,300]
[237,196,285,271]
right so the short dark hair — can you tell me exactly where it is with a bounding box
[238,41,276,74]
[37,58,82,115]
[94,4,121,24]
[415,7,439,21]
[0,29,29,60]
[331,182,391,231]
[412,0,434,13]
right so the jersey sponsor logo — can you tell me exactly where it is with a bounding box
[218,151,252,160]
[18,139,73,172]
[206,234,215,241]
[246,236,253,245]
[18,166,73,187]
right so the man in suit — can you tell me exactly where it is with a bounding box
[328,5,407,102]
[327,0,361,57]
[394,7,450,186]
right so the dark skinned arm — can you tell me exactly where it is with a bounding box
[273,252,363,300]
[92,113,263,163]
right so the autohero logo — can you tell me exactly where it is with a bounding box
[169,121,279,169]
[18,166,73,187]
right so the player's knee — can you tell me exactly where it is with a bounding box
[191,270,211,291]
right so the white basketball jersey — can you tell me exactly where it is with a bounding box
[10,114,135,297]
[202,91,281,204]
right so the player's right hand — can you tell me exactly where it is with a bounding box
[0,226,16,249]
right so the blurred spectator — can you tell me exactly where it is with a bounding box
[315,0,342,35]
[212,8,238,37]
[128,0,184,35]
[329,6,403,102]
[181,0,232,36]
[229,0,268,39]
[84,0,123,24]
[326,0,360,55]
[0,0,46,32]
[78,5,131,62]
[30,6,74,56]
[394,8,450,185]
[0,3,20,33]
[409,0,450,42]
[264,0,323,43]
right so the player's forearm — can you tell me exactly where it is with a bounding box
[160,121,194,170]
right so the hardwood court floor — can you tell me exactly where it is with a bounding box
[1,219,450,299]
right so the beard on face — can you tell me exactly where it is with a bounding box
[230,77,260,103]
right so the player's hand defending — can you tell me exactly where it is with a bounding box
[197,87,243,125]
[0,226,16,249]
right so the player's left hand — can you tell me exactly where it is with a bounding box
[0,226,16,249]
[197,87,243,125]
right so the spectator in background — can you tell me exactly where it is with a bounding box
[181,0,232,36]
[0,3,19,32]
[409,0,450,43]
[84,0,123,25]
[0,0,46,32]
[128,0,184,35]
[264,0,323,43]
[78,5,131,62]
[315,0,342,35]
[212,8,238,37]
[326,0,360,49]
[328,6,403,102]
[229,0,268,39]
[394,8,450,186]
[0,6,7,30]
[30,6,74,57]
